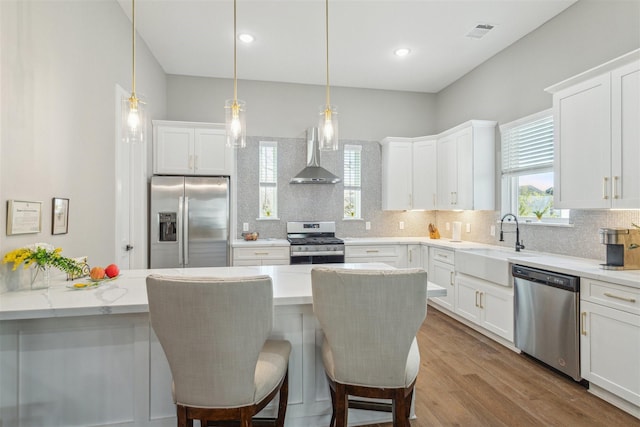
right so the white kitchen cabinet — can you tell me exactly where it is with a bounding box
[546,51,640,209]
[232,246,290,266]
[406,244,423,268]
[153,121,234,176]
[380,138,437,210]
[345,244,404,267]
[580,278,640,410]
[455,273,514,342]
[428,247,455,312]
[436,120,496,210]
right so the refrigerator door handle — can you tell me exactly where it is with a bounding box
[178,196,184,266]
[184,196,189,265]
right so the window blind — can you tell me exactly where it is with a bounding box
[343,145,361,188]
[259,141,277,183]
[502,113,553,174]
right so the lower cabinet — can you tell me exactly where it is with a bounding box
[580,278,640,410]
[345,244,405,267]
[428,248,455,312]
[232,246,290,266]
[455,273,514,342]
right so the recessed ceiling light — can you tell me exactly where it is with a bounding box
[238,33,254,43]
[394,48,411,57]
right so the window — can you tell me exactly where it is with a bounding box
[259,141,277,218]
[343,144,362,219]
[501,110,568,223]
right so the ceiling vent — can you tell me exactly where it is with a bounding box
[465,23,495,39]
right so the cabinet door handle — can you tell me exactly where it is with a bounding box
[409,249,412,263]
[433,193,436,207]
[254,252,269,256]
[449,271,454,286]
[479,292,484,309]
[603,292,636,303]
[366,250,379,254]
[475,290,479,307]
[602,177,609,200]
[189,155,194,170]
[613,176,619,199]
[453,192,458,205]
[195,155,199,170]
[408,194,412,208]
[581,312,587,336]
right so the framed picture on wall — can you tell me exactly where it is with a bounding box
[52,198,69,235]
[7,200,43,235]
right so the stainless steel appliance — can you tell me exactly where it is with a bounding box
[599,227,640,270]
[150,176,229,268]
[287,221,344,264]
[513,265,581,381]
[290,128,341,184]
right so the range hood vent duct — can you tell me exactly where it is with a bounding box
[290,128,341,184]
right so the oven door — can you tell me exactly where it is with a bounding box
[290,254,345,265]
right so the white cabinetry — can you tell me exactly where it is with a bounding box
[345,244,404,267]
[153,121,234,176]
[380,138,437,210]
[455,273,513,342]
[406,244,423,268]
[436,120,496,210]
[428,248,455,312]
[233,246,290,266]
[580,278,640,413]
[546,50,640,209]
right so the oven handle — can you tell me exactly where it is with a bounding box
[291,250,345,256]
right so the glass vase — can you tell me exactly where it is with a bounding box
[30,265,51,290]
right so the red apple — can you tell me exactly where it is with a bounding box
[105,264,120,278]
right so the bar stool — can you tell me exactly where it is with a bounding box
[146,274,291,427]
[311,267,428,427]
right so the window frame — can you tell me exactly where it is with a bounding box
[500,109,569,224]
[258,140,278,219]
[343,144,362,220]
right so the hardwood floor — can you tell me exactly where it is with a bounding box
[369,308,639,427]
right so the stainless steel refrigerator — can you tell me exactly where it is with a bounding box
[150,176,229,268]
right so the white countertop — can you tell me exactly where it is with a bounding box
[341,236,488,250]
[0,263,446,321]
[232,238,290,247]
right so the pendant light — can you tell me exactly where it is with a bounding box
[319,0,338,151]
[122,0,146,144]
[225,0,246,148]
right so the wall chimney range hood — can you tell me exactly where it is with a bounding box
[290,128,341,184]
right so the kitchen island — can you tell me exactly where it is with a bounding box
[0,263,445,427]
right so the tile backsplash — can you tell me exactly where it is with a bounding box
[237,135,639,262]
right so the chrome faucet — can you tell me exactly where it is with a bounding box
[500,213,525,252]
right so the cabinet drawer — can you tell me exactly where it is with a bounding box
[581,278,640,315]
[345,245,399,258]
[234,246,290,260]
[431,248,455,265]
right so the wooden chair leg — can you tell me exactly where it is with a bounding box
[405,386,414,419]
[275,371,289,427]
[392,388,409,427]
[329,382,337,427]
[176,405,191,427]
[239,408,252,427]
[334,383,349,427]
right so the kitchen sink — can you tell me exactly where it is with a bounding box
[455,247,537,286]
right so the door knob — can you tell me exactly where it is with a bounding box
[125,244,134,251]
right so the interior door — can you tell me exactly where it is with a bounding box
[184,177,229,267]
[115,85,147,269]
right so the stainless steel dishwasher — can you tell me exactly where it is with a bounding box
[513,265,581,381]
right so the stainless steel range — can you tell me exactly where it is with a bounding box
[287,221,345,264]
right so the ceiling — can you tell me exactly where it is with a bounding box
[118,0,577,93]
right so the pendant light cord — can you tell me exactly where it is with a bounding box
[325,0,330,107]
[233,0,238,102]
[131,0,136,97]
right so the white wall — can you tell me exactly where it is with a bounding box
[166,76,438,141]
[436,0,640,131]
[0,0,166,290]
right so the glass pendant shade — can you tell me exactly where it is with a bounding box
[122,96,146,144]
[318,104,339,151]
[225,99,246,148]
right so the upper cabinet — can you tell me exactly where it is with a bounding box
[436,120,496,211]
[546,50,640,209]
[381,137,437,210]
[153,121,234,176]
